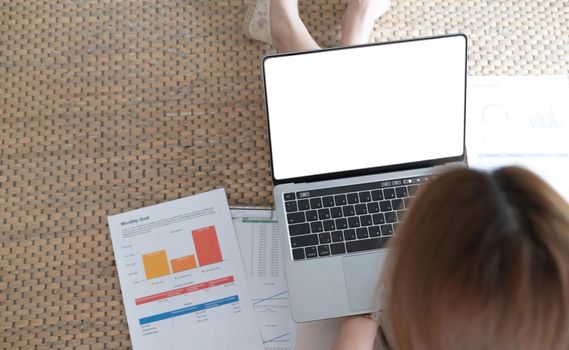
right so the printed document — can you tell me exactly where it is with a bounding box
[467,75,569,200]
[108,189,264,350]
[232,209,298,350]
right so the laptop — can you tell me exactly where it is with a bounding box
[262,34,468,322]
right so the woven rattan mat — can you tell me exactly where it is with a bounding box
[1,0,567,348]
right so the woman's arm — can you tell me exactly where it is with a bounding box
[331,315,378,350]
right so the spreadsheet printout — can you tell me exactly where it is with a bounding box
[232,209,298,350]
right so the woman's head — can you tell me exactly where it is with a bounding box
[384,166,569,350]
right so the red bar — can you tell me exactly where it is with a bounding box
[135,276,235,305]
[192,226,223,266]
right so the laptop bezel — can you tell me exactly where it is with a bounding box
[262,34,468,186]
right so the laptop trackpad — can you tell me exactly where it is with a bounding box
[342,252,386,312]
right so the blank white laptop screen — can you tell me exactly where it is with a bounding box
[263,35,467,181]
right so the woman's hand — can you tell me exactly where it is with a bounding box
[330,314,378,350]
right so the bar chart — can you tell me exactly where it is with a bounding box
[108,189,264,350]
[141,225,224,280]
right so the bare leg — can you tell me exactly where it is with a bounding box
[340,0,389,46]
[270,0,320,52]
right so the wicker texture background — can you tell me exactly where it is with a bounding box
[1,0,567,348]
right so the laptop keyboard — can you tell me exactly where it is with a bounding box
[283,175,433,260]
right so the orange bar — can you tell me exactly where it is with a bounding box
[171,255,197,273]
[142,250,170,279]
[192,226,223,266]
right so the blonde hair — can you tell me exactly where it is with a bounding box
[382,166,569,350]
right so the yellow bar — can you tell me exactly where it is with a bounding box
[171,255,197,273]
[142,250,171,279]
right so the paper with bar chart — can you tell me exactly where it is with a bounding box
[231,209,297,350]
[467,75,569,201]
[108,189,264,350]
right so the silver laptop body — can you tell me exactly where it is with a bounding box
[262,34,468,322]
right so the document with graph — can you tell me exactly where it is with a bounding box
[231,209,297,350]
[108,189,264,350]
[467,75,569,200]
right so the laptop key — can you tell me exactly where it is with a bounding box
[372,213,385,225]
[369,226,381,237]
[292,248,305,260]
[360,215,373,226]
[408,185,419,196]
[291,234,318,248]
[334,194,347,205]
[381,224,394,236]
[403,197,412,208]
[367,202,380,213]
[356,227,369,239]
[318,208,331,220]
[285,201,297,212]
[318,245,330,256]
[342,205,355,217]
[395,186,408,198]
[359,191,372,202]
[298,199,310,211]
[385,212,397,223]
[380,200,392,212]
[347,193,359,204]
[284,193,296,200]
[287,212,306,224]
[323,220,335,231]
[330,243,346,255]
[305,246,317,258]
[392,199,404,211]
[355,204,367,215]
[330,207,343,218]
[322,196,335,207]
[331,231,344,242]
[335,218,348,230]
[343,229,356,240]
[319,232,331,244]
[310,198,323,209]
[306,210,318,221]
[371,190,384,201]
[384,188,396,199]
[348,216,360,228]
[397,210,406,222]
[289,223,310,236]
[311,221,323,233]
[346,237,389,253]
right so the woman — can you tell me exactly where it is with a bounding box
[244,3,569,347]
[332,166,569,349]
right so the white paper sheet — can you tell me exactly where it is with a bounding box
[231,209,298,350]
[466,75,569,200]
[108,189,264,350]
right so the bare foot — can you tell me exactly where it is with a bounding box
[340,0,391,46]
[269,0,321,52]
